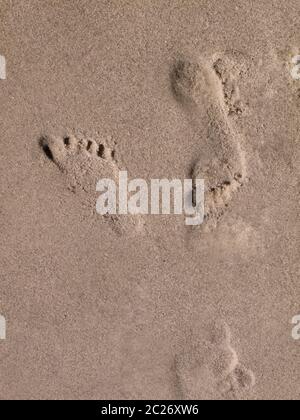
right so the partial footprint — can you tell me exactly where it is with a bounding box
[212,51,251,117]
[176,321,255,400]
[172,52,249,229]
[218,363,256,400]
[40,133,118,193]
[40,132,144,235]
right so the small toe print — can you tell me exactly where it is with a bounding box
[40,137,54,161]
[86,139,99,155]
[40,135,67,165]
[97,144,105,158]
[63,137,70,146]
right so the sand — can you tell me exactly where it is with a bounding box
[0,0,299,400]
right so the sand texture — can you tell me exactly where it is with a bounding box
[0,0,299,400]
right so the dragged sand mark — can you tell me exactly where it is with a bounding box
[171,53,249,229]
[40,133,144,235]
[176,322,255,400]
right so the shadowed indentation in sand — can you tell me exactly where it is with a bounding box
[40,134,118,190]
[40,133,143,235]
[40,138,54,162]
[171,53,249,230]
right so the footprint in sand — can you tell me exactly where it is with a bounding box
[40,133,118,193]
[176,321,255,400]
[40,133,143,235]
[171,52,249,229]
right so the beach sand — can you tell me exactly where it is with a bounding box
[0,0,299,400]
